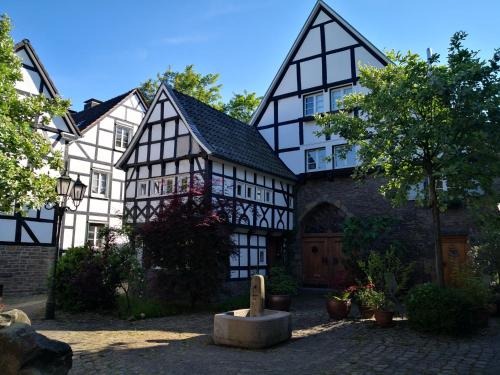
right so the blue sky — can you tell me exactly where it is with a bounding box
[3,0,498,111]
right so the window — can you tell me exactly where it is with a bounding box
[91,171,109,197]
[164,178,174,194]
[333,144,358,169]
[236,183,244,198]
[265,190,272,203]
[115,125,131,149]
[306,148,327,171]
[87,223,105,249]
[246,185,254,199]
[153,179,162,195]
[179,176,189,193]
[330,85,353,111]
[138,182,148,197]
[256,188,263,201]
[304,92,324,116]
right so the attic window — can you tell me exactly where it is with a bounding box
[115,124,132,149]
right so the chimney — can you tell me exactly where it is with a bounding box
[83,98,102,110]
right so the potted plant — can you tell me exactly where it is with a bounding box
[354,284,376,319]
[325,289,352,320]
[363,289,395,327]
[267,267,297,311]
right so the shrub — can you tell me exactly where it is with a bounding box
[406,283,475,336]
[267,267,298,295]
[55,246,117,312]
[140,190,236,307]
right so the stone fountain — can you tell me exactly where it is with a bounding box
[213,275,292,349]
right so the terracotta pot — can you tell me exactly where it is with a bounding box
[359,305,375,319]
[326,299,351,320]
[267,294,291,311]
[374,310,394,327]
[472,308,489,328]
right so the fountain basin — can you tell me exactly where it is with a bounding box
[213,308,292,349]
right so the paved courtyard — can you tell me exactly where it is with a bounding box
[30,293,500,375]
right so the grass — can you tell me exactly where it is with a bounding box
[117,293,250,320]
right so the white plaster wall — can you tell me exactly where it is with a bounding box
[326,50,352,83]
[293,27,321,60]
[325,22,357,51]
[274,65,298,96]
[300,58,323,89]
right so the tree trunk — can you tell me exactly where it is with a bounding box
[429,176,445,287]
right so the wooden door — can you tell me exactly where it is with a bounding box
[441,235,469,286]
[303,237,330,286]
[303,235,347,287]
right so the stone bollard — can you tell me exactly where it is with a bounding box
[249,275,265,317]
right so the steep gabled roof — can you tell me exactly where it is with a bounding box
[250,0,391,125]
[170,88,296,181]
[14,39,81,137]
[117,84,296,181]
[71,88,147,132]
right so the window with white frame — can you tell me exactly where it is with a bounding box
[91,170,109,197]
[164,178,174,194]
[153,179,162,195]
[178,175,189,193]
[256,187,263,201]
[87,223,105,249]
[306,148,327,172]
[236,182,244,198]
[264,190,272,203]
[138,181,148,197]
[304,92,324,116]
[330,85,353,112]
[333,144,358,169]
[115,124,132,149]
[246,185,254,199]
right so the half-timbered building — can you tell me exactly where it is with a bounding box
[62,89,147,249]
[252,0,473,286]
[0,40,81,296]
[117,84,296,279]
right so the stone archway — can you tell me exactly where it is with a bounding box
[300,202,350,287]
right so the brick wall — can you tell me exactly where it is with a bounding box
[293,175,473,283]
[0,245,56,297]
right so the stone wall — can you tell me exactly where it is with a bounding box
[0,245,56,297]
[292,175,474,283]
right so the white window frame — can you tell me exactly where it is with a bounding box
[91,170,110,198]
[264,190,272,203]
[138,181,148,197]
[115,123,132,150]
[303,92,324,116]
[164,177,174,195]
[87,223,105,249]
[236,182,244,198]
[333,144,358,169]
[256,187,263,202]
[178,175,190,193]
[330,85,353,112]
[245,184,254,200]
[306,148,327,172]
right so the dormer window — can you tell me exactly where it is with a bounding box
[304,92,324,116]
[330,85,353,112]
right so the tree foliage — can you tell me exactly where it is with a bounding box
[140,65,261,123]
[0,15,70,212]
[139,189,236,306]
[315,32,500,285]
[222,90,262,124]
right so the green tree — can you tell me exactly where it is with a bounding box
[140,64,223,108]
[223,90,261,123]
[315,32,500,286]
[0,15,70,212]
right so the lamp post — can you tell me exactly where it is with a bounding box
[45,172,86,319]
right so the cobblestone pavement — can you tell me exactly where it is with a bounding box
[32,293,500,375]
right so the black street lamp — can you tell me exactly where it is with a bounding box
[45,172,86,319]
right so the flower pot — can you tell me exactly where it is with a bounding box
[267,294,291,311]
[326,299,351,320]
[359,305,375,319]
[374,310,394,327]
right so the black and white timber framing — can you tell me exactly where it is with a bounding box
[61,90,147,249]
[117,84,296,279]
[251,0,390,176]
[0,40,80,246]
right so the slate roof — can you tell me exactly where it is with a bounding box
[72,89,135,131]
[169,88,296,181]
